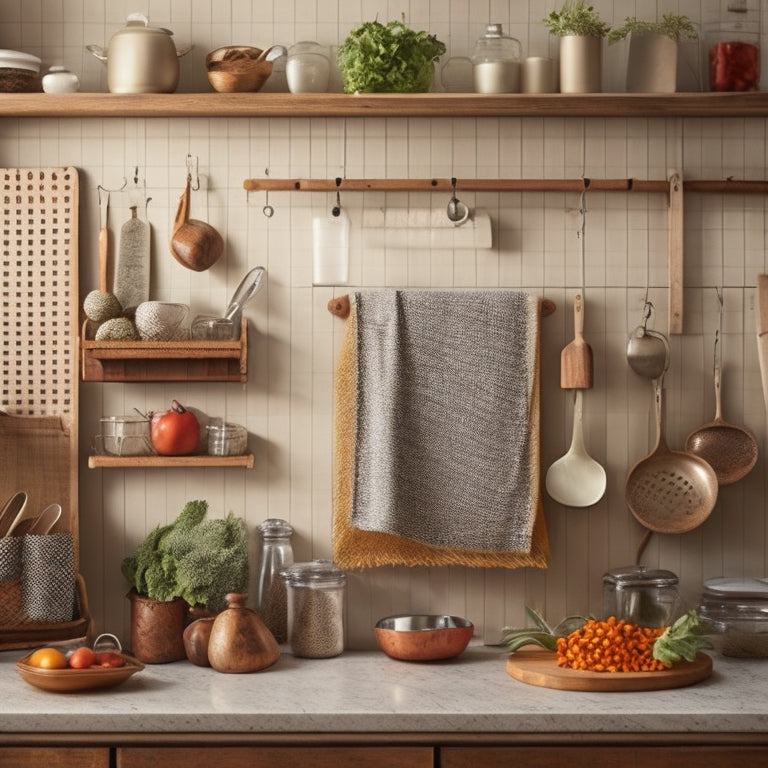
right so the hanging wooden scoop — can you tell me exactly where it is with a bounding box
[560,294,593,389]
[169,175,224,272]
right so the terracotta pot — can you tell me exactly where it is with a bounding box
[128,589,188,663]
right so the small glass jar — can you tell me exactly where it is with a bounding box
[206,421,248,456]
[286,41,331,93]
[471,23,521,94]
[256,519,294,643]
[602,565,680,627]
[704,1,761,91]
[282,559,346,658]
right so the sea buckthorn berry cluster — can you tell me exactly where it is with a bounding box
[555,616,667,673]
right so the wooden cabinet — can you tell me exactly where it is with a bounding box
[0,747,109,768]
[117,746,433,768]
[440,745,768,768]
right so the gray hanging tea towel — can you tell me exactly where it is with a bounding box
[350,289,540,553]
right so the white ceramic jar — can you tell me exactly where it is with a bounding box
[42,66,80,93]
[286,41,330,93]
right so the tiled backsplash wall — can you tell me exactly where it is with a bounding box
[1,1,768,650]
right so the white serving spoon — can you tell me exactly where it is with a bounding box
[545,390,607,508]
[0,491,28,537]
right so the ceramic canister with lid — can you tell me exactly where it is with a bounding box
[602,565,680,627]
[471,23,522,93]
[282,559,346,658]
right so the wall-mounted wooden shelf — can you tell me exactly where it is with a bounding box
[88,451,254,469]
[80,320,248,383]
[4,92,768,118]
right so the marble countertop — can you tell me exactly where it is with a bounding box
[1,643,767,736]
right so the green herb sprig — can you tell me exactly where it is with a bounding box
[543,0,611,38]
[608,14,698,43]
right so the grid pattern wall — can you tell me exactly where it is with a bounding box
[0,1,767,648]
[0,168,77,416]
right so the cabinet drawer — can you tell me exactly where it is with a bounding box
[0,748,109,768]
[441,745,768,768]
[118,746,433,768]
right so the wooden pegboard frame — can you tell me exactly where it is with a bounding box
[0,167,79,416]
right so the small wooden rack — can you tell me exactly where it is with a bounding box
[80,320,248,383]
[88,452,255,469]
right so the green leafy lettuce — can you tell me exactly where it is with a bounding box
[337,18,446,93]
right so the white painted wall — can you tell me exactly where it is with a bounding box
[1,1,767,650]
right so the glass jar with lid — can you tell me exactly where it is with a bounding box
[471,23,522,93]
[256,518,294,643]
[286,41,331,93]
[281,559,346,658]
[704,0,761,91]
[602,565,680,627]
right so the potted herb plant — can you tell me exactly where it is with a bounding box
[336,17,446,93]
[121,499,249,663]
[608,14,697,92]
[543,0,611,93]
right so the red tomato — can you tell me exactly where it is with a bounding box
[68,646,96,669]
[150,399,200,455]
[91,651,126,668]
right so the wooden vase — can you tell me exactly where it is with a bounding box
[128,589,188,663]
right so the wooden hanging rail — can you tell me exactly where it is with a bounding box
[244,176,768,194]
[327,294,556,320]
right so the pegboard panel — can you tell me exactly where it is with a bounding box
[0,168,79,416]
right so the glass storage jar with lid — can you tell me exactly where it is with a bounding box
[281,559,346,658]
[256,518,294,643]
[704,0,761,91]
[286,41,331,93]
[602,565,680,627]
[471,23,522,93]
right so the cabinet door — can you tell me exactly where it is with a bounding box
[118,746,433,768]
[441,745,768,768]
[0,747,109,768]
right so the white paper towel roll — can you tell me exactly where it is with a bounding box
[363,208,492,250]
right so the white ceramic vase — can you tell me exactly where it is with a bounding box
[559,35,602,93]
[625,32,678,93]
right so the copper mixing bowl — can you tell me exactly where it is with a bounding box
[374,614,474,661]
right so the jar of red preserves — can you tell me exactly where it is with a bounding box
[704,2,761,91]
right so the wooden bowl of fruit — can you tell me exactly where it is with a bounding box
[16,634,144,692]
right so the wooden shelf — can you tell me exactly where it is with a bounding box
[80,320,248,382]
[88,451,255,469]
[5,91,768,118]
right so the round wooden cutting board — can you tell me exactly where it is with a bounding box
[506,649,713,692]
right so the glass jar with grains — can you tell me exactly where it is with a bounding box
[282,559,347,658]
[256,519,294,643]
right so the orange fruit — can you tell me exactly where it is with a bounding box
[28,647,68,669]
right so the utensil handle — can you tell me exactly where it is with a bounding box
[172,176,191,235]
[574,294,584,339]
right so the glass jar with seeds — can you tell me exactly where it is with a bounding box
[282,559,347,658]
[256,518,294,643]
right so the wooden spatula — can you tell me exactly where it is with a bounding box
[756,275,768,418]
[560,294,593,389]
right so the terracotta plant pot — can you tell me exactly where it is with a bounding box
[128,589,188,663]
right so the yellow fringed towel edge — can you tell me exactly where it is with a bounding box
[331,294,549,570]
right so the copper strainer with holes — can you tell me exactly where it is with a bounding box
[625,381,718,534]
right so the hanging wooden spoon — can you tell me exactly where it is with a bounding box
[560,294,593,389]
[169,175,224,272]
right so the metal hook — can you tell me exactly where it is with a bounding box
[641,299,655,331]
[186,154,200,191]
[97,178,127,207]
[332,177,342,217]
[577,188,588,240]
[262,167,274,218]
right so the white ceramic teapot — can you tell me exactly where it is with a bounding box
[86,13,191,93]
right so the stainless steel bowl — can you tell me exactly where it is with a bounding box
[374,614,473,661]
